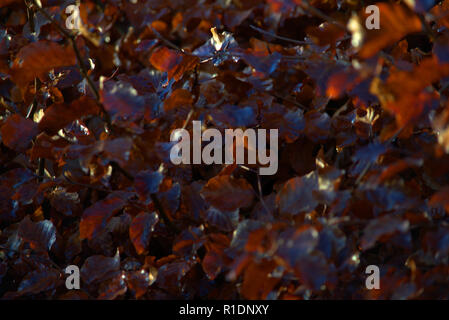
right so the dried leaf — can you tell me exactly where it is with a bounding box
[79,197,126,240]
[201,175,254,212]
[1,114,38,152]
[10,41,76,87]
[129,212,159,254]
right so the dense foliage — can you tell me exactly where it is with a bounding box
[1,0,449,299]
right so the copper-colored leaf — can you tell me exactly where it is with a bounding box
[149,47,198,81]
[201,175,254,212]
[79,197,126,240]
[18,216,56,251]
[276,172,319,216]
[1,114,38,152]
[129,211,159,254]
[81,250,121,285]
[10,41,76,87]
[39,96,100,134]
[164,88,193,111]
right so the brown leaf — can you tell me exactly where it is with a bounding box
[1,114,38,152]
[0,0,22,8]
[38,96,100,134]
[202,249,223,280]
[149,47,198,81]
[134,170,164,201]
[18,216,57,251]
[276,172,319,216]
[81,250,121,285]
[79,197,126,240]
[129,211,159,255]
[100,80,145,123]
[10,41,76,87]
[241,260,279,299]
[126,269,155,299]
[149,47,179,74]
[164,88,193,111]
[361,215,410,250]
[201,175,254,212]
[429,186,449,213]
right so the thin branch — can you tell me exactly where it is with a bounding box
[250,25,309,45]
[237,164,258,173]
[26,77,39,119]
[270,92,306,109]
[256,173,271,217]
[25,0,35,35]
[37,158,45,182]
[62,172,112,193]
[149,26,187,54]
[419,14,436,42]
[181,109,194,131]
[354,161,371,186]
[24,11,44,182]
[299,1,347,30]
[71,40,99,100]
[29,0,111,127]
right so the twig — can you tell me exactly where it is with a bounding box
[25,0,35,35]
[29,0,111,127]
[419,14,436,42]
[250,25,309,45]
[149,26,187,54]
[25,4,38,119]
[37,158,45,182]
[237,164,258,173]
[26,75,39,120]
[62,172,112,193]
[256,173,271,217]
[354,161,371,186]
[388,126,404,143]
[181,109,194,131]
[270,92,306,109]
[299,1,346,30]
